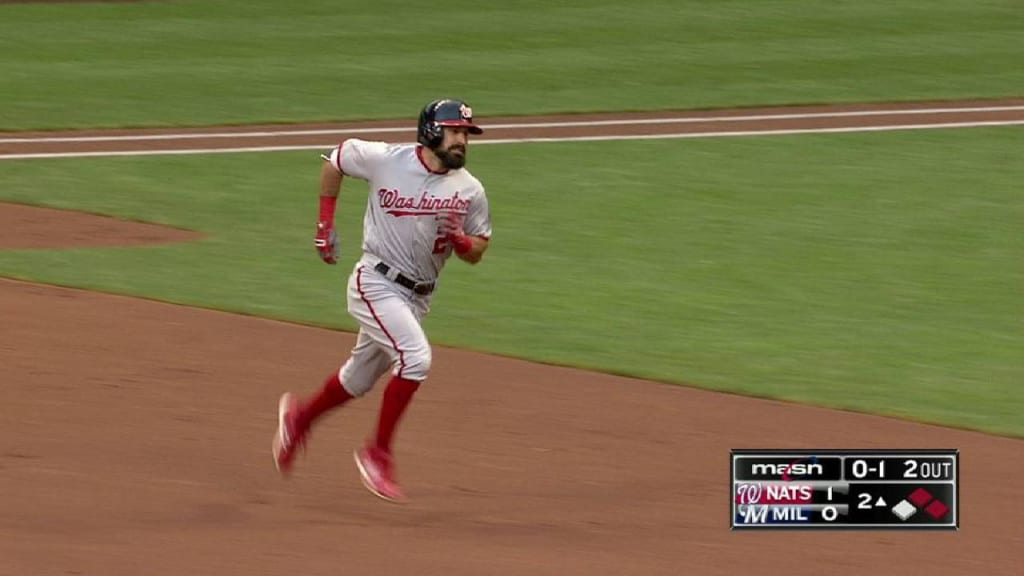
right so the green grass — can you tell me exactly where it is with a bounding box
[0,0,1021,130]
[1,128,1021,435]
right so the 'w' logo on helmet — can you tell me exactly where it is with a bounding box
[459,104,473,120]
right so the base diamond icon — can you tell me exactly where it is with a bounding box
[908,487,933,507]
[924,499,949,520]
[892,499,917,521]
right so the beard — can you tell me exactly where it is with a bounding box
[434,144,467,170]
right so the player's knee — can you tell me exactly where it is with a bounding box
[400,346,432,381]
[339,362,374,397]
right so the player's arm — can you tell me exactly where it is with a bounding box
[320,157,343,199]
[314,153,344,264]
[438,212,488,265]
[450,234,489,265]
[443,187,492,265]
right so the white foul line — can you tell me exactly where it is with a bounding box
[478,119,1024,144]
[1,119,1023,160]
[1,104,1023,144]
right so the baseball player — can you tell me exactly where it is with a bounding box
[272,98,492,502]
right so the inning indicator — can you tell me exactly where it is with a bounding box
[730,449,958,530]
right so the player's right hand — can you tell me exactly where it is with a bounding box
[314,221,339,264]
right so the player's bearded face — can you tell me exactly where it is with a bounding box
[435,129,469,169]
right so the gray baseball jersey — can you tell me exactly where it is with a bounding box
[325,139,491,282]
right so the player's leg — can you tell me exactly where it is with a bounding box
[348,265,432,447]
[273,328,395,476]
[271,354,358,476]
[348,264,433,500]
[338,328,395,397]
[295,328,392,431]
[273,266,392,475]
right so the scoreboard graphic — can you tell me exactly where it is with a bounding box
[730,449,959,530]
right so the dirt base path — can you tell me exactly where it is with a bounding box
[2,101,1023,575]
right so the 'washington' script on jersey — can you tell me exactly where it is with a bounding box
[377,188,471,216]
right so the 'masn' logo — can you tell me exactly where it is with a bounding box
[750,456,822,481]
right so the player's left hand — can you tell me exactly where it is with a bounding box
[437,211,465,238]
[438,211,474,256]
[314,221,339,264]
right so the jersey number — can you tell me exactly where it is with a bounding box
[432,234,450,254]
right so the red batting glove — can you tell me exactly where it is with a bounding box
[314,221,339,264]
[315,196,339,264]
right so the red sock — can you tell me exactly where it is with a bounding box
[375,376,420,453]
[298,372,353,432]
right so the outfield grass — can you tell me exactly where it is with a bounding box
[0,0,1021,130]
[1,128,1020,435]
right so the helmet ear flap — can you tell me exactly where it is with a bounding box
[417,100,446,148]
[424,122,444,148]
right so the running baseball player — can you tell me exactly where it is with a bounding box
[272,98,492,502]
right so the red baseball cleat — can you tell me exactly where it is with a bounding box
[272,393,306,475]
[353,443,406,502]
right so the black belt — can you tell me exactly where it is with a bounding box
[374,262,435,295]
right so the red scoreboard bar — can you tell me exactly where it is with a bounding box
[731,449,959,530]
